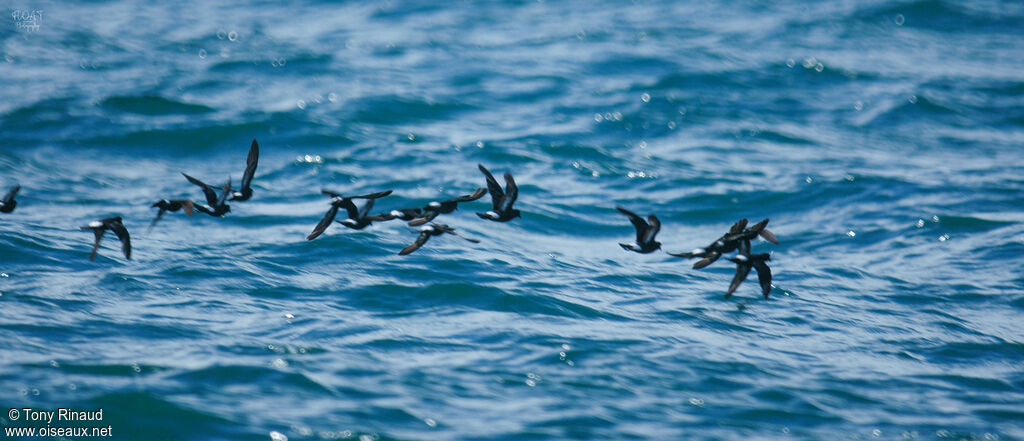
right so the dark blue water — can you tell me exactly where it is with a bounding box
[2,1,1023,440]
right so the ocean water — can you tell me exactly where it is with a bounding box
[2,0,1023,440]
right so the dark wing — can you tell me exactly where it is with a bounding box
[746,218,769,235]
[643,214,660,244]
[728,218,748,235]
[753,259,772,298]
[353,190,393,199]
[616,206,649,244]
[693,252,720,269]
[306,204,340,240]
[87,228,105,261]
[148,207,168,232]
[479,164,504,210]
[399,231,431,255]
[321,189,343,198]
[184,173,219,206]
[725,262,752,299]
[438,224,480,243]
[1,185,19,205]
[502,173,518,210]
[240,139,259,191]
[357,198,375,219]
[759,228,779,245]
[668,250,700,258]
[407,211,439,226]
[216,178,232,207]
[452,187,487,203]
[177,200,195,216]
[193,204,214,216]
[109,220,131,259]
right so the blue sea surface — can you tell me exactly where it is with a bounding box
[2,1,1023,440]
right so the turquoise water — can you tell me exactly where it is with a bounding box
[2,1,1023,440]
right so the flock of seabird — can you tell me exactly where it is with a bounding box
[1,139,778,299]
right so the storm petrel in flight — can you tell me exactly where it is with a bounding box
[337,198,397,230]
[148,199,195,232]
[81,216,131,261]
[184,174,232,217]
[476,164,520,222]
[725,240,772,299]
[0,184,19,213]
[670,218,777,269]
[306,189,392,240]
[407,187,487,226]
[616,206,662,253]
[399,223,480,255]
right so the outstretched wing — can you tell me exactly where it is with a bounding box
[753,259,773,298]
[725,263,752,299]
[240,139,259,191]
[1,184,19,205]
[408,211,439,226]
[479,164,504,210]
[728,218,748,235]
[354,190,393,199]
[502,173,518,211]
[616,206,648,244]
[178,200,195,216]
[184,173,219,206]
[88,228,106,261]
[692,252,721,269]
[357,198,375,219]
[453,187,487,203]
[306,205,340,240]
[399,232,431,255]
[759,228,779,245]
[148,207,167,233]
[216,178,232,207]
[321,189,343,198]
[109,220,131,260]
[644,214,660,244]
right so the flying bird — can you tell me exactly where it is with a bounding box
[399,223,480,255]
[337,198,397,230]
[148,199,195,232]
[0,184,19,213]
[81,216,131,261]
[725,240,772,299]
[184,174,232,217]
[306,189,392,240]
[616,206,661,253]
[407,187,487,226]
[476,164,520,222]
[669,218,777,268]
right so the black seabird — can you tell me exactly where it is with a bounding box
[306,189,392,240]
[81,216,131,261]
[230,139,259,201]
[616,206,661,253]
[148,199,195,232]
[669,218,778,268]
[476,164,521,222]
[185,175,232,217]
[179,140,259,202]
[0,184,19,213]
[407,188,487,226]
[399,223,480,255]
[725,240,772,299]
[337,198,396,230]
